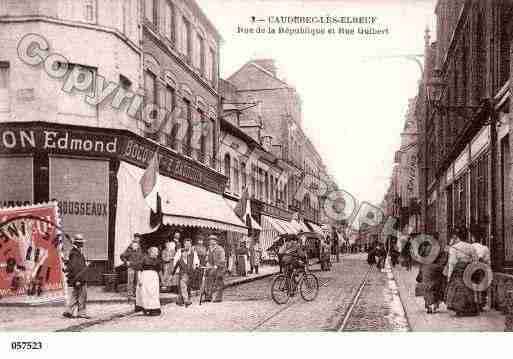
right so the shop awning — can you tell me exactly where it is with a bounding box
[225,198,262,231]
[160,176,248,234]
[291,219,309,233]
[307,221,324,235]
[264,216,298,235]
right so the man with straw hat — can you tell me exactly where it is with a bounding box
[63,234,90,319]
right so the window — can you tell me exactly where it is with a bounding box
[57,64,97,120]
[224,154,231,191]
[198,35,206,76]
[198,110,207,162]
[145,0,156,24]
[233,159,240,195]
[182,98,192,155]
[162,86,175,145]
[143,70,157,127]
[183,17,192,62]
[258,169,264,201]
[210,47,217,86]
[162,1,175,42]
[0,61,9,113]
[85,0,96,22]
[241,163,247,190]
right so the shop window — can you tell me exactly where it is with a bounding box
[0,61,9,113]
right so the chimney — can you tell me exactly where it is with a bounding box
[253,59,277,77]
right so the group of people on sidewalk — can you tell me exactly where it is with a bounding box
[121,233,228,316]
[416,226,491,317]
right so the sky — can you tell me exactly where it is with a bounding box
[196,0,437,206]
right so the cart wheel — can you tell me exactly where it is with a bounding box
[271,274,290,305]
[300,273,319,302]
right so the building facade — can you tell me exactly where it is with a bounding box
[418,0,513,307]
[0,0,248,282]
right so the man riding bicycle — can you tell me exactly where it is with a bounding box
[278,235,308,282]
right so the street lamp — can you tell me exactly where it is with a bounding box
[426,68,488,119]
[425,67,499,268]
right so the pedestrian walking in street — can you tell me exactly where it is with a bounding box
[446,227,480,317]
[205,235,226,303]
[401,237,413,271]
[193,235,207,289]
[469,224,491,311]
[135,246,162,316]
[366,243,376,266]
[320,238,331,271]
[249,237,262,274]
[375,243,386,271]
[63,234,90,319]
[172,238,199,307]
[120,234,144,298]
[236,240,249,276]
[333,231,340,263]
[160,239,177,290]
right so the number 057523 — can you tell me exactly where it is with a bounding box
[11,341,43,350]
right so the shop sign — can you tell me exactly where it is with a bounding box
[259,201,292,221]
[0,202,64,302]
[0,123,225,194]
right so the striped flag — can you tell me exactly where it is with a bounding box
[140,151,160,213]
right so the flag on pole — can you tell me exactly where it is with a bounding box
[234,187,252,231]
[140,151,160,213]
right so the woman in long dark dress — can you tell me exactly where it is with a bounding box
[420,247,448,313]
[135,247,162,316]
[445,228,479,317]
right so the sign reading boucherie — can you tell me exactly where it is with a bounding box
[0,122,226,194]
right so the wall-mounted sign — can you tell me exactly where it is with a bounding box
[0,122,226,194]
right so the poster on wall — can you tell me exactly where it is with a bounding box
[0,202,65,304]
[50,157,109,261]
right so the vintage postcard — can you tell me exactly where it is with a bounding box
[0,0,510,351]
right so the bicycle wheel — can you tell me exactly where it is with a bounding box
[299,273,319,302]
[271,274,290,305]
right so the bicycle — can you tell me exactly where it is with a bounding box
[270,258,319,305]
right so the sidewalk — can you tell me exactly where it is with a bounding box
[0,264,278,332]
[392,264,505,331]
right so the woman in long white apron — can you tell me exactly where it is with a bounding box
[135,247,162,316]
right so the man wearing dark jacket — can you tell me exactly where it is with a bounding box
[120,234,144,297]
[63,234,90,319]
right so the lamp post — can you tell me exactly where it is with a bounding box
[425,68,498,269]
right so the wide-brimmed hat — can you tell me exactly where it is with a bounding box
[72,234,86,246]
[207,235,218,242]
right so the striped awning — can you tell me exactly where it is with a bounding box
[160,176,248,234]
[263,215,298,235]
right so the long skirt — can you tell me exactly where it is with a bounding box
[135,270,161,316]
[446,262,478,316]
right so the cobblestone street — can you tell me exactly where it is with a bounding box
[69,254,408,332]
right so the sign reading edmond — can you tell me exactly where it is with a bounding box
[0,127,118,155]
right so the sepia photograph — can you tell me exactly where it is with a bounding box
[1,0,512,353]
